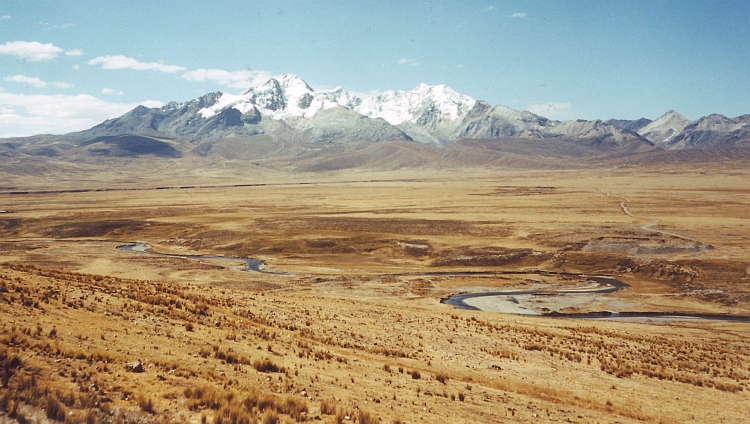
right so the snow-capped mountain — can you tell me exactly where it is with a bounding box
[187,75,565,145]
[194,75,480,144]
[355,83,476,126]
[21,73,748,156]
[198,74,362,121]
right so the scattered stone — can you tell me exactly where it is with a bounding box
[125,361,144,373]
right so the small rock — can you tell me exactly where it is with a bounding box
[125,361,144,373]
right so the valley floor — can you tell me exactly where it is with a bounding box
[1,165,749,423]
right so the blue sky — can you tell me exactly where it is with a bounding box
[0,1,748,137]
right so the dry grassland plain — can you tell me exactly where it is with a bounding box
[1,165,749,423]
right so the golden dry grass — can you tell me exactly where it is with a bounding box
[1,165,749,423]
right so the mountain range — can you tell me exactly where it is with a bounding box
[2,74,749,170]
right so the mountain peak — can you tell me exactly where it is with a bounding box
[637,110,692,146]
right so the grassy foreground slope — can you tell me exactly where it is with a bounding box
[1,165,749,423]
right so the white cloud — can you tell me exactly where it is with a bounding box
[0,92,162,137]
[483,6,496,12]
[4,75,47,88]
[455,64,464,68]
[181,68,273,88]
[87,55,187,73]
[3,75,73,89]
[0,41,65,62]
[2,15,11,19]
[102,88,124,96]
[397,58,419,66]
[526,102,573,119]
[65,49,84,57]
[72,64,80,70]
[511,12,527,18]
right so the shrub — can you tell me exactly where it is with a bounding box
[435,372,449,384]
[411,370,421,380]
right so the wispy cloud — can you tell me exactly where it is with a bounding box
[4,75,46,88]
[101,88,124,96]
[511,12,527,18]
[483,6,496,12]
[65,49,84,57]
[526,102,572,119]
[397,58,419,67]
[2,15,11,20]
[182,68,273,88]
[0,41,65,62]
[39,21,76,30]
[3,74,72,89]
[0,92,162,137]
[87,55,187,73]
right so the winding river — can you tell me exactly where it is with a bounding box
[117,242,278,274]
[442,276,750,322]
[117,243,750,323]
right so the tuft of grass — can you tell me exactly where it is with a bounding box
[320,398,337,415]
[358,410,379,424]
[261,409,279,424]
[137,393,155,414]
[46,396,67,421]
[253,358,284,373]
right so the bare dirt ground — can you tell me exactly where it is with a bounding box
[1,165,749,423]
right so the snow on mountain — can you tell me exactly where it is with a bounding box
[198,75,476,126]
[637,110,691,146]
[73,73,750,152]
[193,75,481,145]
[198,74,355,120]
[354,83,476,126]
